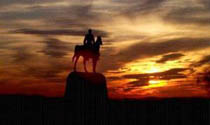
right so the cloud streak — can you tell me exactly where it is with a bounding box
[163,6,210,26]
[123,68,188,80]
[156,53,184,63]
[122,68,188,92]
[120,37,210,61]
[12,28,109,37]
[113,0,166,17]
[192,55,210,67]
[39,38,73,58]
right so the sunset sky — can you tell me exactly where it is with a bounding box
[1,0,210,99]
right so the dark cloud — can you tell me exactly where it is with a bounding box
[156,53,184,63]
[116,37,210,66]
[24,60,71,82]
[123,68,188,80]
[39,38,73,58]
[164,7,210,26]
[0,2,110,29]
[107,76,122,81]
[123,78,149,92]
[47,11,111,28]
[0,0,165,26]
[10,47,65,81]
[12,46,35,64]
[12,28,109,37]
[0,0,59,7]
[11,45,72,82]
[192,55,210,67]
[128,78,149,87]
[200,0,210,9]
[114,0,166,17]
[107,70,126,74]
[9,39,72,81]
[4,38,74,86]
[0,2,68,20]
[0,41,13,50]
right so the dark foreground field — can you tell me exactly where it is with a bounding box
[0,95,209,125]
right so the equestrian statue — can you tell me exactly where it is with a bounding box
[72,29,103,73]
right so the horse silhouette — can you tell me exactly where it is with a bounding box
[72,37,103,73]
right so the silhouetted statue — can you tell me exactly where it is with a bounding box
[72,30,103,73]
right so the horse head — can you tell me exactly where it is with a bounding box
[96,36,103,46]
[99,39,103,45]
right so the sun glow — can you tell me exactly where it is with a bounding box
[124,63,164,73]
[149,80,160,84]
[123,58,173,74]
[146,67,160,73]
[143,80,168,89]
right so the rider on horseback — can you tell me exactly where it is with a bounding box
[83,29,95,49]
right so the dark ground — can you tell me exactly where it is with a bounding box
[0,95,209,125]
[1,72,209,125]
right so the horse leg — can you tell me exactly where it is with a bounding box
[92,58,97,73]
[74,56,79,72]
[83,58,88,72]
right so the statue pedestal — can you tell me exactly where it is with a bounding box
[65,72,108,124]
